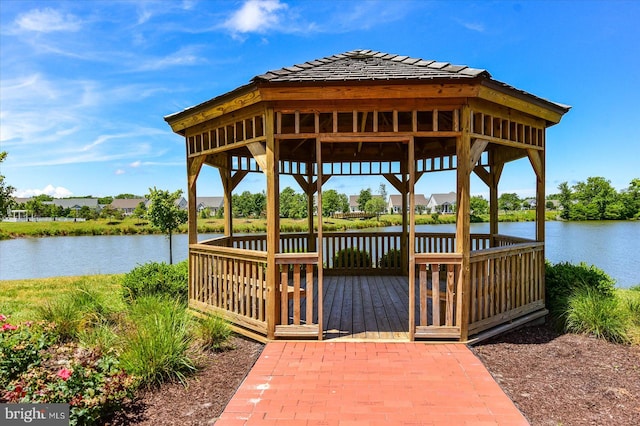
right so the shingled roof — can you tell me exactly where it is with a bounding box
[254,49,489,83]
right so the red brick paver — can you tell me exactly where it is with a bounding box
[217,342,528,425]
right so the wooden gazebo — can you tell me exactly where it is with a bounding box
[165,50,569,343]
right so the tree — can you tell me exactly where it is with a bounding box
[98,196,114,205]
[572,176,619,220]
[115,193,138,199]
[558,181,573,220]
[133,201,147,223]
[621,178,640,219]
[0,152,15,219]
[378,183,388,204]
[470,196,489,215]
[322,189,349,216]
[280,187,307,219]
[498,193,521,211]
[25,198,45,220]
[357,188,372,212]
[364,197,387,219]
[146,187,188,264]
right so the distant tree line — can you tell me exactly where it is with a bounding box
[552,177,640,220]
[227,186,389,219]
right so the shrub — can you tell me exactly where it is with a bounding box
[38,284,119,342]
[565,287,630,344]
[196,315,232,351]
[0,317,56,389]
[3,343,136,426]
[333,248,372,268]
[378,249,402,269]
[122,260,188,304]
[119,296,195,387]
[545,261,616,327]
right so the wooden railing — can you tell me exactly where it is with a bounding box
[274,253,321,338]
[468,242,545,335]
[189,243,268,337]
[413,253,463,339]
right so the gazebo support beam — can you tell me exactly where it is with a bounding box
[408,136,416,340]
[187,156,205,245]
[265,109,280,340]
[457,106,472,341]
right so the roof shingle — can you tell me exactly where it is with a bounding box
[254,49,489,83]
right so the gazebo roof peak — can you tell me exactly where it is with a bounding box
[254,49,491,83]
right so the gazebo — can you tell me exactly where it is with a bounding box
[164,50,569,343]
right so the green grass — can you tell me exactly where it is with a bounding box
[0,275,124,323]
[1,210,555,239]
[565,287,631,344]
[119,295,196,387]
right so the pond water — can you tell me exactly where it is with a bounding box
[0,222,638,288]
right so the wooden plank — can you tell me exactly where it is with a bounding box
[359,274,379,339]
[274,324,320,337]
[414,326,461,339]
[306,267,314,325]
[293,264,301,325]
[432,264,441,326]
[339,276,354,338]
[419,265,427,326]
[351,276,366,337]
[376,275,409,338]
[166,88,262,132]
[446,264,455,326]
[468,301,546,335]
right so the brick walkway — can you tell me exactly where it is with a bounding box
[216,341,528,425]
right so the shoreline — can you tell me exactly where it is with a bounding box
[1,211,556,239]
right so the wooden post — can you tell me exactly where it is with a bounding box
[186,156,200,245]
[408,137,416,340]
[265,108,280,340]
[316,137,324,340]
[219,157,233,238]
[400,159,408,276]
[307,163,316,252]
[457,105,472,341]
[489,154,503,247]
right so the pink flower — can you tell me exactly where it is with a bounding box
[57,368,73,381]
[0,314,6,321]
[2,323,17,331]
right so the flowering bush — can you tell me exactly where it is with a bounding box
[1,315,138,426]
[0,316,56,389]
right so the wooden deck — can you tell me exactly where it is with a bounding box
[285,275,417,340]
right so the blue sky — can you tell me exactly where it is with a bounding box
[1,0,638,200]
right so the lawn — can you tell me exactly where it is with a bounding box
[1,210,555,239]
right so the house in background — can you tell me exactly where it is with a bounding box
[50,198,100,211]
[110,198,148,216]
[388,194,429,214]
[196,197,224,216]
[426,192,456,214]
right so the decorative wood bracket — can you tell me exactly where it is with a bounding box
[293,174,331,194]
[187,156,205,189]
[247,141,268,172]
[527,149,543,181]
[470,139,489,170]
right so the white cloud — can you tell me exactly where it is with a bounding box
[224,0,287,33]
[15,8,82,33]
[115,169,126,175]
[132,46,203,71]
[459,21,485,32]
[130,161,142,168]
[15,185,74,198]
